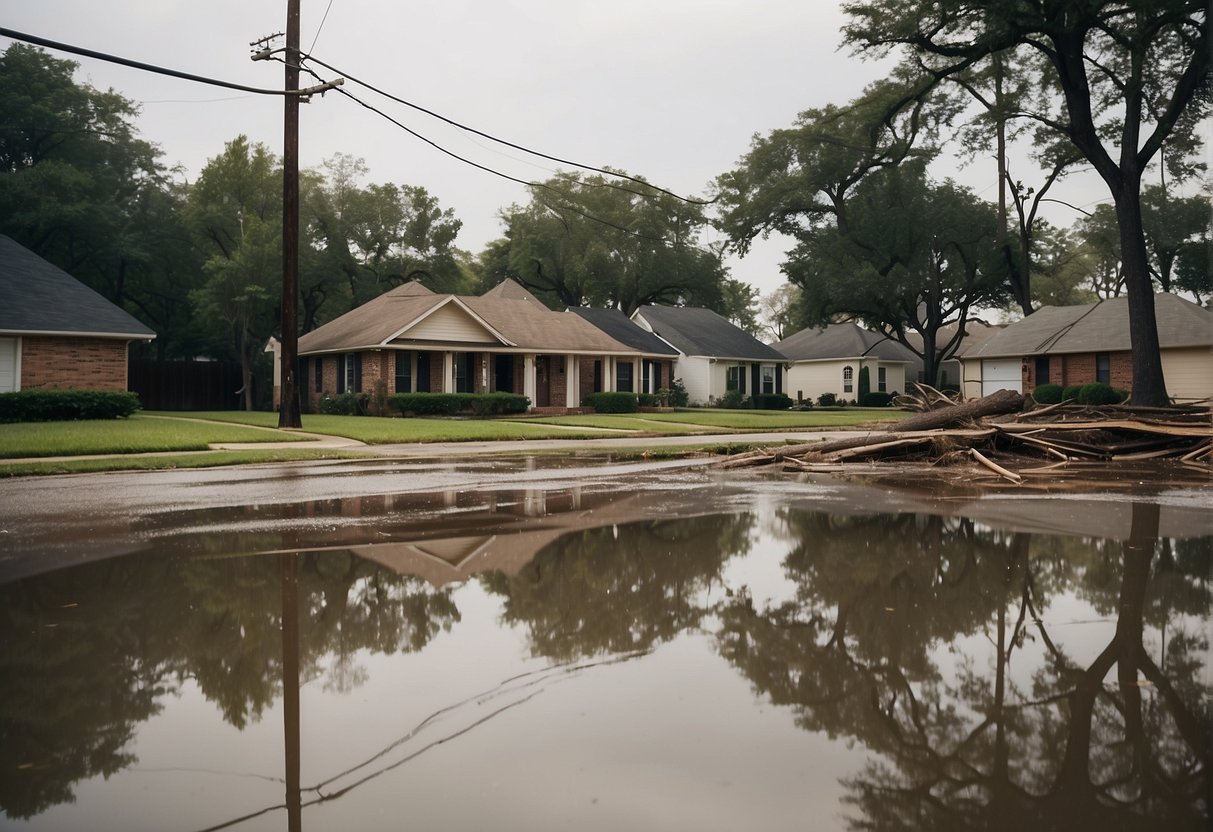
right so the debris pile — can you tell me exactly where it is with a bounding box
[718,386,1213,484]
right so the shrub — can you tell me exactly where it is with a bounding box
[665,379,689,407]
[582,392,639,413]
[816,392,839,407]
[318,391,369,415]
[858,392,894,407]
[0,389,142,422]
[752,393,794,410]
[1078,382,1121,406]
[638,393,662,407]
[1033,383,1064,404]
[389,392,529,417]
[716,389,748,409]
[1061,384,1083,402]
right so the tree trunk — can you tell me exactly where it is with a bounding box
[890,389,1023,432]
[1114,189,1170,406]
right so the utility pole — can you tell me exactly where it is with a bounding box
[278,0,303,429]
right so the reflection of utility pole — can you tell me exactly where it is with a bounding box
[281,553,302,832]
[278,0,303,429]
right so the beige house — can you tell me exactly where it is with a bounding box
[774,323,917,404]
[293,280,675,412]
[958,294,1213,402]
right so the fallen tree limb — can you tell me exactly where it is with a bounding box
[889,389,1023,433]
[970,448,1023,483]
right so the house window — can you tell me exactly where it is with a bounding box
[727,365,747,394]
[1096,353,1111,385]
[877,366,887,392]
[843,366,854,393]
[617,361,634,392]
[343,353,360,393]
[314,357,323,393]
[395,351,413,393]
[761,364,775,395]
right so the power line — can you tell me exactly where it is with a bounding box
[300,51,712,206]
[308,0,337,55]
[0,27,304,97]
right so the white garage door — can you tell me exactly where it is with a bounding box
[981,359,1021,395]
[0,338,17,393]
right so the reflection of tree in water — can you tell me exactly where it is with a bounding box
[482,514,752,662]
[718,508,1210,830]
[0,551,457,819]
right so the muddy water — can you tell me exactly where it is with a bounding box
[0,458,1209,831]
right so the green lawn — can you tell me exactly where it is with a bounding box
[518,414,714,434]
[145,411,617,444]
[523,408,905,432]
[0,415,307,459]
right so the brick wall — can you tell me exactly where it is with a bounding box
[1023,351,1133,392]
[426,353,444,392]
[579,358,599,402]
[21,336,130,390]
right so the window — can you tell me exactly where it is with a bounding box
[843,366,854,393]
[1096,353,1111,385]
[395,351,413,394]
[416,353,431,392]
[313,357,322,393]
[726,365,747,394]
[877,366,887,392]
[616,361,634,392]
[761,364,775,395]
[343,353,360,393]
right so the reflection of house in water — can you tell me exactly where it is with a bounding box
[339,488,700,587]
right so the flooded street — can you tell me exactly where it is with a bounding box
[1,457,1210,831]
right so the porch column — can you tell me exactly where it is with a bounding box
[481,352,490,393]
[604,356,615,392]
[565,353,579,409]
[523,353,536,407]
[442,351,455,393]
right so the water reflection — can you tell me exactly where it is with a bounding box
[0,486,1208,830]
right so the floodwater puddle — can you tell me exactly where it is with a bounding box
[0,459,1209,830]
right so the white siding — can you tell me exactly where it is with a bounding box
[1162,346,1213,402]
[407,303,497,343]
[0,338,18,392]
[787,361,843,403]
[677,356,713,405]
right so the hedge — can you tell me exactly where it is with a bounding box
[389,392,530,417]
[0,389,142,422]
[858,391,894,407]
[582,392,639,413]
[751,393,794,410]
[1077,382,1123,405]
[1062,384,1083,402]
[318,391,370,415]
[1033,384,1064,404]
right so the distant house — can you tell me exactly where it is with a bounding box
[902,320,1002,390]
[294,279,676,412]
[567,306,681,395]
[630,305,787,405]
[957,293,1213,402]
[0,235,155,393]
[774,323,918,404]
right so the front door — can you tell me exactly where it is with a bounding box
[495,355,514,393]
[535,356,550,407]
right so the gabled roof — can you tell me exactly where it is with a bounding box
[634,305,784,361]
[775,323,917,363]
[0,234,155,339]
[568,307,680,356]
[299,280,642,356]
[960,294,1213,359]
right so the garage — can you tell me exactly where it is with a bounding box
[981,358,1022,396]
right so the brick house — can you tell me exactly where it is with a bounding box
[958,294,1213,402]
[290,280,676,413]
[0,235,155,393]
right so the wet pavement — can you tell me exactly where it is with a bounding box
[0,455,1209,830]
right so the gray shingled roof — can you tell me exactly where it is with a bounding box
[568,307,679,356]
[635,305,785,361]
[960,294,1213,358]
[0,234,155,339]
[775,323,917,362]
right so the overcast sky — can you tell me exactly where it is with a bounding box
[3,1,1126,298]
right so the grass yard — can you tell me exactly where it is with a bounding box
[523,408,905,432]
[517,414,715,434]
[146,411,618,444]
[0,415,307,459]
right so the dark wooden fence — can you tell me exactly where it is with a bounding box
[128,359,261,411]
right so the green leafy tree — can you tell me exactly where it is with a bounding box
[1141,185,1210,295]
[842,0,1210,404]
[497,171,728,315]
[186,136,282,409]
